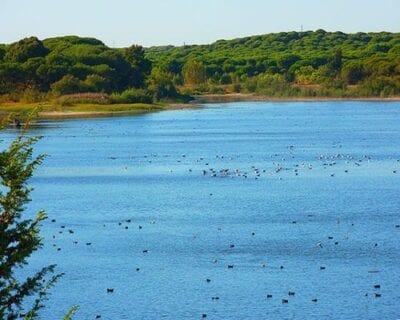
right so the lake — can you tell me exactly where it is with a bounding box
[3,101,400,319]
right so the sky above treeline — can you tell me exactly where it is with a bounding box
[1,0,399,47]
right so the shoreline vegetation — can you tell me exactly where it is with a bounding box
[1,93,400,120]
[1,30,400,120]
[0,101,199,120]
[193,93,400,103]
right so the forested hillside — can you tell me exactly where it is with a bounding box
[1,30,399,104]
[146,30,400,97]
[0,36,178,104]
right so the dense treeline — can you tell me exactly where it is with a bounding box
[146,30,400,97]
[0,36,180,104]
[1,31,400,104]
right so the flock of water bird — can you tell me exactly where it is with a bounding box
[130,144,399,181]
[44,143,399,319]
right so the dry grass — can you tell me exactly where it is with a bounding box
[0,102,165,119]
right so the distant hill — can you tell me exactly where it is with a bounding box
[145,30,400,87]
[1,31,399,100]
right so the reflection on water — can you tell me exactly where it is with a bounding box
[3,101,400,319]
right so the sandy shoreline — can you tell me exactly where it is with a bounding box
[2,94,399,120]
[38,110,146,119]
[35,103,200,119]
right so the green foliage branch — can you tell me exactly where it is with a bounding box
[0,124,63,319]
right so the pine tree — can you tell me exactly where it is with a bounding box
[0,133,62,319]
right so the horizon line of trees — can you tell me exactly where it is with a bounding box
[0,36,182,104]
[147,30,400,97]
[1,30,400,102]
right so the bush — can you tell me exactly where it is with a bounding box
[220,73,232,85]
[0,92,22,103]
[208,85,224,94]
[51,75,84,96]
[243,77,257,93]
[55,92,110,105]
[180,84,211,95]
[360,76,400,96]
[110,88,152,104]
[147,68,179,101]
[83,74,110,92]
[182,59,207,85]
[20,87,45,103]
[54,96,73,106]
[341,62,365,85]
[232,83,242,93]
[255,73,291,96]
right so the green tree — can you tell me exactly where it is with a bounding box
[98,51,132,91]
[35,56,71,90]
[254,73,291,96]
[361,76,400,96]
[310,65,335,84]
[220,73,232,85]
[341,62,364,84]
[0,63,26,94]
[4,37,48,63]
[147,68,178,101]
[364,57,396,77]
[327,49,342,74]
[276,54,300,72]
[182,59,207,86]
[0,46,6,62]
[294,65,315,84]
[83,74,110,92]
[0,133,62,319]
[51,75,83,95]
[123,45,151,87]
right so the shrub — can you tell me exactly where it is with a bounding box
[209,85,225,94]
[341,62,365,85]
[220,73,232,85]
[182,59,207,85]
[20,87,45,103]
[360,76,400,96]
[55,92,110,105]
[110,88,152,104]
[231,83,242,93]
[83,74,110,92]
[51,75,84,96]
[147,68,179,101]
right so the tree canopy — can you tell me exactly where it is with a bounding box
[0,36,151,95]
[146,30,400,96]
[1,31,400,99]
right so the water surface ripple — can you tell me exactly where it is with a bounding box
[3,101,400,319]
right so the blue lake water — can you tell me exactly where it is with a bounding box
[2,101,400,319]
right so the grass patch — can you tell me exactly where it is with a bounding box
[0,101,165,118]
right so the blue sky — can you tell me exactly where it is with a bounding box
[1,0,399,47]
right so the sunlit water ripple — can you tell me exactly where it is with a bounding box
[2,101,400,319]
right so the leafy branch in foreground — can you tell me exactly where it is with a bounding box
[0,133,63,319]
[62,305,79,320]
